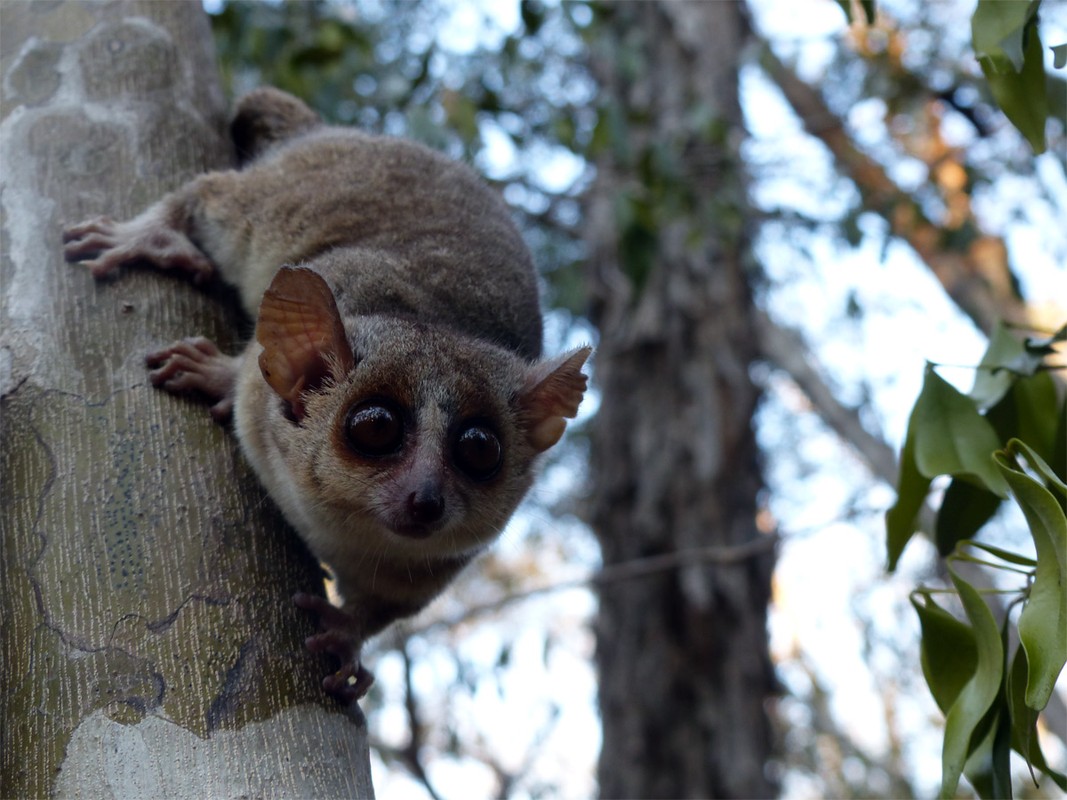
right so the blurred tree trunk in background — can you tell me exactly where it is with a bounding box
[0,2,372,796]
[584,3,777,797]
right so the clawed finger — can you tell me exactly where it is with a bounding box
[146,338,217,368]
[323,664,374,701]
[62,216,116,244]
[147,354,197,385]
[63,232,118,262]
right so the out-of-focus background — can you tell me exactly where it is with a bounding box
[206,1,1066,797]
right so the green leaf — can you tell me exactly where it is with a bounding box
[832,0,874,25]
[962,703,1012,800]
[912,366,1009,498]
[987,372,1060,467]
[960,617,1013,799]
[520,0,546,34]
[989,709,1013,800]
[1008,439,1067,500]
[1008,646,1067,791]
[443,90,480,143]
[1024,321,1067,355]
[1054,44,1067,69]
[970,322,1045,410]
[976,15,1049,154]
[589,100,631,162]
[996,451,1067,710]
[940,565,1004,798]
[936,479,1002,555]
[834,0,875,25]
[972,0,1040,70]
[1008,642,1040,785]
[1054,400,1067,485]
[961,540,1036,567]
[912,591,978,714]
[886,425,932,571]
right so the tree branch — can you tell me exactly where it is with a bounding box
[760,45,1033,336]
[399,645,445,800]
[401,536,779,639]
[754,308,899,485]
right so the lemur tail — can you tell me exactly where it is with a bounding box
[230,87,323,167]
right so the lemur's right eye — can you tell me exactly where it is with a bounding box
[453,424,502,481]
[345,402,404,457]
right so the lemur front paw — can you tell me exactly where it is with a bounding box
[145,337,238,422]
[63,214,214,284]
[294,592,375,703]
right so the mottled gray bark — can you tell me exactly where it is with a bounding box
[585,3,777,797]
[0,2,372,796]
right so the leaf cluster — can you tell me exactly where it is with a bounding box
[886,322,1067,798]
[210,1,446,137]
[840,0,1066,154]
[970,0,1058,155]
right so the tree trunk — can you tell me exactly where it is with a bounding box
[0,2,373,796]
[585,3,777,797]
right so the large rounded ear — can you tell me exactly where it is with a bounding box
[519,346,592,452]
[256,266,355,421]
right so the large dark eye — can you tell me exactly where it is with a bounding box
[453,424,502,481]
[345,402,404,457]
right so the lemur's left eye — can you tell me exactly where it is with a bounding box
[345,402,404,457]
[453,424,502,480]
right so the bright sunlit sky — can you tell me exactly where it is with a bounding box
[202,0,1067,797]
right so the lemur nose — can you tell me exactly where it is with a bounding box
[408,485,444,524]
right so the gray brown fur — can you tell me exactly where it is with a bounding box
[63,87,590,701]
[163,89,542,359]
